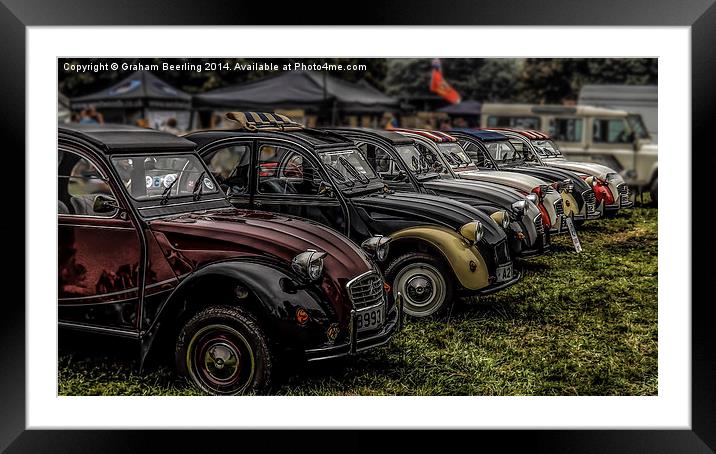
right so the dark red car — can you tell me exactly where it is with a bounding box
[58,124,401,395]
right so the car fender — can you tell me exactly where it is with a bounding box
[389,225,490,291]
[140,260,328,367]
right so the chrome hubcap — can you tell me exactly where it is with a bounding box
[406,275,434,304]
[394,263,447,317]
[204,342,239,381]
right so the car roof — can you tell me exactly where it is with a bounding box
[59,123,196,153]
[185,127,354,151]
[390,128,458,143]
[484,128,552,140]
[328,127,414,145]
[449,128,509,142]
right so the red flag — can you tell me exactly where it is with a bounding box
[430,59,461,104]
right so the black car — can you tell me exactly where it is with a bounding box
[186,112,520,318]
[330,127,550,258]
[449,129,602,223]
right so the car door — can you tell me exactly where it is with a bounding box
[355,140,417,193]
[58,147,143,332]
[253,141,349,235]
[202,141,253,210]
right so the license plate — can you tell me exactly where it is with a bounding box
[356,304,384,332]
[496,263,513,282]
[565,217,582,253]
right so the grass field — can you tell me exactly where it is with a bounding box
[59,202,658,396]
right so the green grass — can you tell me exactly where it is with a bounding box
[59,203,658,396]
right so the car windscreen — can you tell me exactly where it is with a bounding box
[485,140,524,163]
[395,144,440,179]
[111,154,220,202]
[532,139,563,157]
[318,148,379,187]
[437,142,478,173]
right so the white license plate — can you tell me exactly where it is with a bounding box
[496,264,513,282]
[565,217,582,253]
[356,305,384,332]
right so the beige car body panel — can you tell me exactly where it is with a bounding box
[390,225,490,291]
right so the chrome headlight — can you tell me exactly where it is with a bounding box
[585,176,597,187]
[511,200,527,216]
[291,249,327,282]
[490,210,511,229]
[526,193,539,205]
[460,220,484,244]
[361,235,391,262]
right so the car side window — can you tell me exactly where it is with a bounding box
[458,140,491,168]
[257,145,321,196]
[592,118,631,143]
[205,145,250,194]
[549,117,583,142]
[358,142,398,177]
[58,149,117,217]
[414,141,448,175]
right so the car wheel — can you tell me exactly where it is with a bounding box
[176,305,271,395]
[650,178,658,206]
[384,252,454,318]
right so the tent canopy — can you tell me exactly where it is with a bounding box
[437,100,482,115]
[71,71,192,110]
[194,71,399,113]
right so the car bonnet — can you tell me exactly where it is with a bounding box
[148,208,374,277]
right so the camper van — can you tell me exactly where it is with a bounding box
[479,103,658,195]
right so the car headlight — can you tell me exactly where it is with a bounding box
[490,210,511,229]
[511,200,527,216]
[361,235,391,262]
[460,220,484,244]
[291,249,327,282]
[526,193,539,205]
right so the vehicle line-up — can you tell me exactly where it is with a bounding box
[57,111,636,395]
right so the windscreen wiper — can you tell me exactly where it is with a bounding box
[325,165,355,187]
[160,177,179,205]
[193,171,207,201]
[338,157,370,185]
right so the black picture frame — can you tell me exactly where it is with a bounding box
[4,0,713,451]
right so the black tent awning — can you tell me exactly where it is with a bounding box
[193,71,399,113]
[71,71,192,110]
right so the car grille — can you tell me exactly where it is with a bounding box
[533,214,544,235]
[554,199,564,217]
[347,272,384,310]
[493,239,511,266]
[617,183,630,205]
[582,189,597,214]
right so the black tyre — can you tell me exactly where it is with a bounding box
[176,305,271,395]
[384,252,454,318]
[650,178,658,206]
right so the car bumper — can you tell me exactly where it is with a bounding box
[463,269,522,296]
[304,293,403,362]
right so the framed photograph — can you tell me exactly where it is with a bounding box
[5,0,713,451]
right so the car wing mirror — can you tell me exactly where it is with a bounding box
[93,194,121,214]
[394,170,408,181]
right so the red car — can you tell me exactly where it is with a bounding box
[58,123,401,395]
